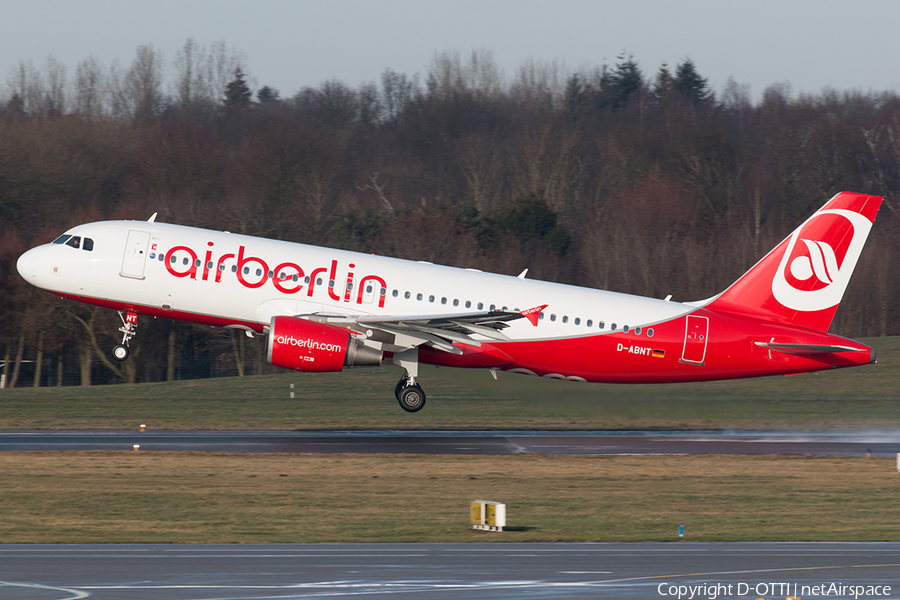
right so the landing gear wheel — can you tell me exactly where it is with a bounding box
[395,377,406,399]
[112,344,130,362]
[397,385,426,412]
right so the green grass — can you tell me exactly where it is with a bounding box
[0,336,898,431]
[1,452,898,543]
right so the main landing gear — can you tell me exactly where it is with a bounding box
[392,348,425,412]
[112,310,138,362]
[395,375,426,412]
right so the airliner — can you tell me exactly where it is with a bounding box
[16,191,882,411]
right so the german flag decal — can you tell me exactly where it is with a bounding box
[652,349,666,358]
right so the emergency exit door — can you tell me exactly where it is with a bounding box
[121,230,151,279]
[680,314,709,365]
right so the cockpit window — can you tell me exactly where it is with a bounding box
[82,237,94,251]
[52,235,72,244]
[64,236,81,249]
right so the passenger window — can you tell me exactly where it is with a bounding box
[417,293,423,301]
[159,254,165,261]
[392,290,399,297]
[82,238,94,251]
[366,285,372,293]
[550,314,557,322]
[207,261,213,269]
[429,295,435,303]
[465,300,471,308]
[635,327,642,335]
[599,321,605,329]
[574,317,580,325]
[405,291,411,299]
[562,316,568,324]
[52,235,71,244]
[453,299,459,307]
[623,325,629,333]
[490,304,496,311]
[539,312,544,320]
[232,265,238,272]
[441,297,447,305]
[647,328,654,337]
[611,323,617,331]
[587,320,592,327]
[185,258,192,266]
[65,236,81,249]
[477,302,483,310]
[256,269,263,277]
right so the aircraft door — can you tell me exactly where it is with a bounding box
[361,278,382,304]
[121,230,151,279]
[680,314,709,365]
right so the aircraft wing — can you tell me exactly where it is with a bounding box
[306,307,543,355]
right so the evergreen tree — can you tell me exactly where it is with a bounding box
[653,63,674,102]
[673,59,710,103]
[600,54,643,111]
[564,73,585,120]
[257,85,280,103]
[224,68,252,112]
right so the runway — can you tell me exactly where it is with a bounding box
[1,429,899,456]
[1,543,898,599]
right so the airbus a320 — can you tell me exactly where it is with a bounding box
[16,191,882,411]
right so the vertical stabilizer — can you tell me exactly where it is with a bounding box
[706,192,882,331]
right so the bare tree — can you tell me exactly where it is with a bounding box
[73,55,106,117]
[201,40,245,106]
[6,60,45,115]
[125,43,166,122]
[43,55,67,116]
[173,37,205,107]
[426,49,503,99]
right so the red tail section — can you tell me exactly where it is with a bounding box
[706,192,882,331]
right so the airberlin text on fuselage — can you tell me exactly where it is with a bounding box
[163,243,388,308]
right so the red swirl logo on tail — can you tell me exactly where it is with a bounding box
[772,209,872,312]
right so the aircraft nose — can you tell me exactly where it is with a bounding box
[16,247,43,283]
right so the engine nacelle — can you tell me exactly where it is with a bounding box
[266,316,382,372]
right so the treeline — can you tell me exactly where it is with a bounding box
[1,43,899,387]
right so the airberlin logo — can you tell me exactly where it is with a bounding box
[164,243,388,308]
[276,335,342,354]
[771,209,872,312]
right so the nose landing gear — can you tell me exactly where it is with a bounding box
[112,310,138,362]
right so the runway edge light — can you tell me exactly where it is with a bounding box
[471,500,505,532]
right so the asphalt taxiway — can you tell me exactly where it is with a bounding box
[1,429,899,456]
[2,543,898,599]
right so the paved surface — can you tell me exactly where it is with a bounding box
[1,429,899,456]
[1,543,898,599]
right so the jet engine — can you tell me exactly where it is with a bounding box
[266,316,382,372]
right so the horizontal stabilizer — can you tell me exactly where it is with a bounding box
[754,342,864,355]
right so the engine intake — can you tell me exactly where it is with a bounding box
[266,316,382,372]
